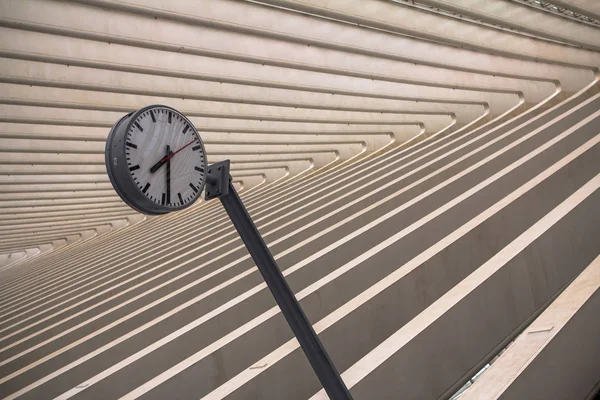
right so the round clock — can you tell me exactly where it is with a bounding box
[105,105,208,215]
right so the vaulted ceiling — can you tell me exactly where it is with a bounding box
[1,0,598,264]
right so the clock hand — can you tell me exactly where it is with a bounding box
[150,139,196,173]
[166,145,171,205]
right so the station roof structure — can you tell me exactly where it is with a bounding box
[1,0,598,259]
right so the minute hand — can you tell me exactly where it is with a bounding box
[150,139,196,173]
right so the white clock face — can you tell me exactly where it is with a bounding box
[124,107,206,209]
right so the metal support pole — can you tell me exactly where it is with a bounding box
[205,161,353,400]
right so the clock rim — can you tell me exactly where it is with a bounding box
[105,111,152,215]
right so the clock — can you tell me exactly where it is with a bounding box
[105,105,208,215]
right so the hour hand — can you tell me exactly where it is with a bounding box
[150,158,166,173]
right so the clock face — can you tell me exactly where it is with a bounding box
[105,105,208,215]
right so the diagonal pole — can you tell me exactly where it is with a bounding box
[205,160,353,400]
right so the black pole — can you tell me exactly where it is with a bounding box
[205,161,353,400]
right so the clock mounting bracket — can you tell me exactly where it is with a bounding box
[205,160,230,201]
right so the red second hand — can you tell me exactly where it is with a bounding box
[160,139,196,163]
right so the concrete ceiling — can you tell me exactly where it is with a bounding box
[0,0,598,264]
